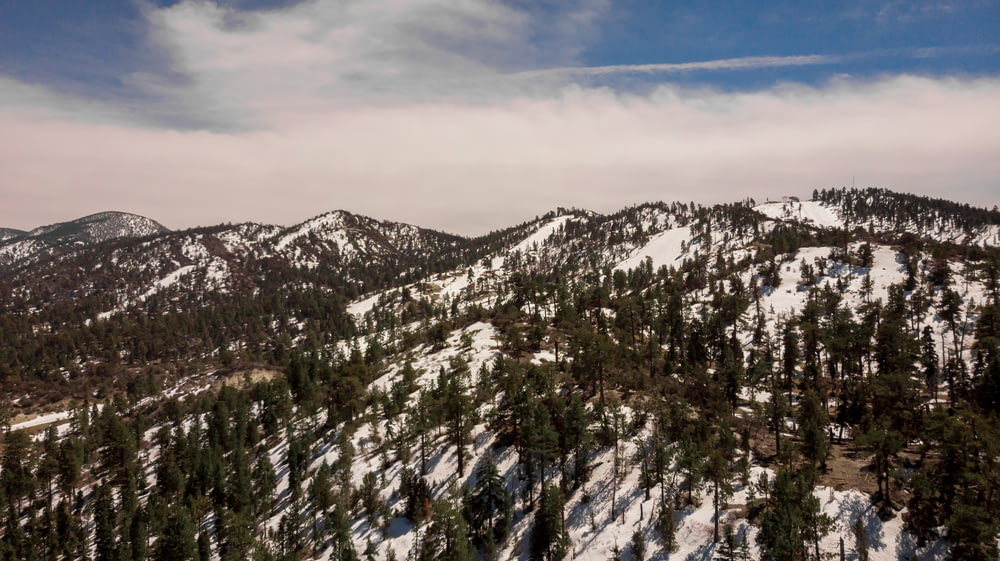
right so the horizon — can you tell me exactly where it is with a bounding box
[4,186,999,239]
[2,1,999,234]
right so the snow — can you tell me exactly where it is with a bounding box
[9,410,73,432]
[530,350,557,365]
[815,487,950,561]
[347,292,384,317]
[494,216,572,269]
[759,244,907,318]
[273,212,355,261]
[10,198,995,561]
[756,200,843,229]
[615,227,692,272]
[513,216,572,256]
[153,264,195,291]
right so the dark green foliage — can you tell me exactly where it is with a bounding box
[252,448,277,516]
[1,188,1000,561]
[418,494,475,561]
[93,484,118,561]
[852,517,869,561]
[797,389,829,474]
[714,526,748,561]
[630,529,646,561]
[1,430,35,506]
[154,505,198,561]
[530,485,568,561]
[464,458,512,550]
[946,503,999,561]
[857,424,904,514]
[758,469,832,561]
[399,467,433,523]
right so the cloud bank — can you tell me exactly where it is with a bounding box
[1,0,998,234]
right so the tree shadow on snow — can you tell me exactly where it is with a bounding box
[836,492,886,553]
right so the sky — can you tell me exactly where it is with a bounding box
[1,0,998,235]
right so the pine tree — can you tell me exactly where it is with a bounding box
[251,448,277,517]
[1,430,35,508]
[657,496,677,554]
[852,517,869,561]
[706,442,734,543]
[903,471,940,547]
[946,501,999,561]
[529,485,568,561]
[797,389,829,473]
[561,394,592,490]
[93,484,118,561]
[465,457,511,549]
[441,365,475,478]
[56,435,84,501]
[857,423,904,515]
[419,491,474,561]
[153,504,197,561]
[758,468,832,561]
[630,529,646,561]
[714,526,738,561]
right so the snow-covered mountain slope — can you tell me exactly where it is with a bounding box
[0,211,169,267]
[0,227,26,242]
[817,187,1000,246]
[27,211,169,243]
[268,210,464,270]
[4,188,1000,561]
[614,227,697,272]
[754,200,844,229]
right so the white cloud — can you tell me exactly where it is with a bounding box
[1,1,998,234]
[136,0,599,128]
[515,54,844,79]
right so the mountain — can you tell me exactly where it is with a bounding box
[0,210,169,268]
[1,188,998,561]
[0,227,25,242]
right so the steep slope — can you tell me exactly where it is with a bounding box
[754,199,844,229]
[2,188,999,561]
[268,210,466,271]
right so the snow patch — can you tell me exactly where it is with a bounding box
[615,227,692,271]
[756,200,843,229]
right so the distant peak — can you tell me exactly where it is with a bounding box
[21,211,168,247]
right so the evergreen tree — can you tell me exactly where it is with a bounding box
[630,529,646,561]
[154,504,198,561]
[561,394,592,490]
[946,502,999,561]
[706,429,735,543]
[465,457,512,550]
[714,525,739,561]
[758,468,832,561]
[441,365,475,478]
[797,389,829,473]
[93,484,118,561]
[1,430,35,508]
[419,492,475,561]
[857,423,904,515]
[252,448,277,517]
[529,485,568,561]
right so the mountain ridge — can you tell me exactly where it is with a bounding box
[1,187,998,561]
[0,210,170,268]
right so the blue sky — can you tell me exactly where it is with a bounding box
[3,1,998,104]
[1,1,998,232]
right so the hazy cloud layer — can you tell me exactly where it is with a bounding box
[1,0,998,234]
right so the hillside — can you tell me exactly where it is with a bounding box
[0,188,998,561]
[0,211,170,268]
